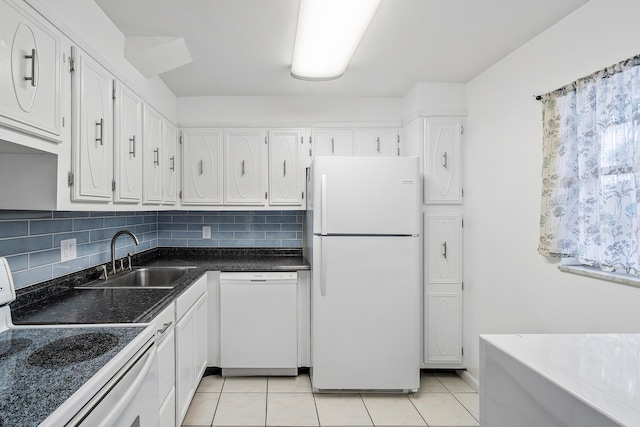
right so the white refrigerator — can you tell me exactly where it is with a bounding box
[305,156,420,392]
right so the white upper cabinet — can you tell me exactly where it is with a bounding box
[268,129,302,206]
[113,82,142,203]
[71,48,113,202]
[355,129,399,156]
[182,129,223,205]
[224,129,266,205]
[163,120,178,205]
[142,104,163,204]
[424,118,462,204]
[0,0,61,142]
[311,129,353,156]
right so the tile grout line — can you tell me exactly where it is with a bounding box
[358,393,376,427]
[406,392,430,427]
[208,376,225,427]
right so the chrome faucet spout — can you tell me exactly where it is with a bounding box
[110,230,140,275]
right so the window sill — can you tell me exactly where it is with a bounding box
[558,265,640,289]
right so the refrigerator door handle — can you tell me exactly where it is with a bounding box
[320,237,327,296]
[321,174,328,236]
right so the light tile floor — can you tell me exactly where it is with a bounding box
[181,371,479,427]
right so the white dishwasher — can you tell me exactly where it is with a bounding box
[220,272,298,376]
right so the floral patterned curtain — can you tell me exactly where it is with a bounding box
[539,54,640,274]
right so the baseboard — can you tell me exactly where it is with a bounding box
[457,369,479,392]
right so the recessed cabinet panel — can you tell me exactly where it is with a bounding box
[113,83,142,203]
[425,291,462,366]
[424,118,462,203]
[355,129,399,156]
[426,213,462,284]
[163,120,178,205]
[142,105,163,204]
[269,129,302,206]
[224,130,265,205]
[182,129,223,205]
[312,129,353,156]
[72,50,113,201]
[0,0,61,140]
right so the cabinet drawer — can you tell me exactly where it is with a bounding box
[176,274,207,320]
[155,303,175,342]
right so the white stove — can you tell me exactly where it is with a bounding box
[0,257,158,427]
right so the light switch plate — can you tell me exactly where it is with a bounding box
[61,238,77,262]
[203,226,211,239]
[0,257,16,306]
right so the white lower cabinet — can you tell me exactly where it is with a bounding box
[424,212,463,368]
[155,303,176,427]
[175,275,208,426]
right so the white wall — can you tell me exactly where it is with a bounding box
[464,0,640,382]
[178,96,403,127]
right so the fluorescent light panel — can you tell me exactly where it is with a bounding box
[291,0,381,81]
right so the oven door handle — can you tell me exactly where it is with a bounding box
[65,339,156,427]
[93,346,156,427]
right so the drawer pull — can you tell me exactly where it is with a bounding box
[157,321,172,334]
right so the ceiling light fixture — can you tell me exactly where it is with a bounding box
[290,0,381,81]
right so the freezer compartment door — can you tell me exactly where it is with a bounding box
[311,235,420,391]
[312,157,419,235]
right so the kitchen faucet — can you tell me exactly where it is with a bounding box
[110,230,140,275]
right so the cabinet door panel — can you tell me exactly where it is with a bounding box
[424,118,462,203]
[425,291,462,366]
[425,213,462,284]
[224,130,265,205]
[355,129,398,156]
[142,105,163,204]
[182,129,223,205]
[114,83,142,203]
[163,121,178,204]
[269,130,301,205]
[312,129,353,156]
[0,0,61,140]
[175,311,194,425]
[72,50,113,201]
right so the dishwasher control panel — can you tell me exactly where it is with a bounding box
[219,272,297,283]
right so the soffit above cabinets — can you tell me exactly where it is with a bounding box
[94,0,590,97]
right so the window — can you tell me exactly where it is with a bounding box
[539,54,640,277]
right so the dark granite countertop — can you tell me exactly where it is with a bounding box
[0,325,146,427]
[11,247,309,325]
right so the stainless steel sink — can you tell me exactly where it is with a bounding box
[77,266,195,289]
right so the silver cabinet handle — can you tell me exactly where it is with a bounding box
[241,160,245,176]
[283,160,287,177]
[153,148,159,166]
[442,242,447,259]
[442,152,448,169]
[157,321,172,334]
[129,135,136,157]
[170,155,175,171]
[96,119,103,145]
[24,48,36,87]
[376,137,381,153]
[199,159,204,175]
[331,137,335,154]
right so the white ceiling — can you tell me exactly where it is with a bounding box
[94,0,590,97]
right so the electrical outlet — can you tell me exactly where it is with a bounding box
[202,226,211,239]
[61,238,77,262]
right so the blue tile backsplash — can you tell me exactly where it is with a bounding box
[0,210,303,289]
